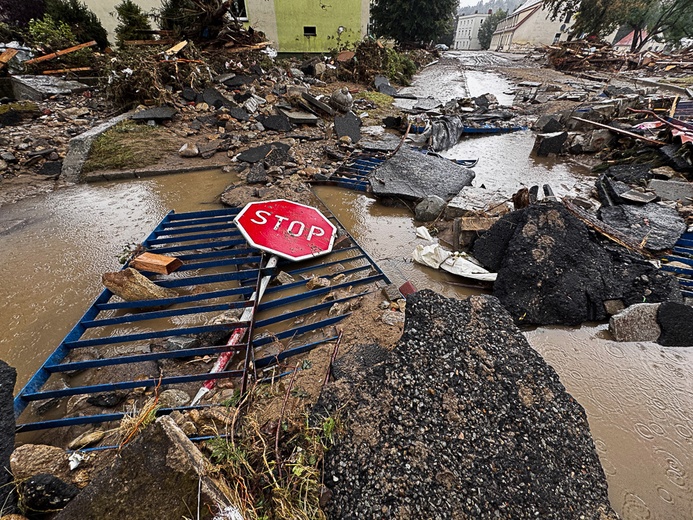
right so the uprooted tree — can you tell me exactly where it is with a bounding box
[543,0,693,51]
[370,0,458,46]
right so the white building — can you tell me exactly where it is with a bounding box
[490,0,574,52]
[454,11,490,50]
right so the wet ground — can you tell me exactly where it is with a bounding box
[1,54,692,519]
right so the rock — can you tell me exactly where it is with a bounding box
[607,164,653,185]
[53,416,229,520]
[275,271,295,285]
[0,361,16,514]
[163,336,200,351]
[647,179,693,205]
[178,142,199,158]
[380,310,405,326]
[472,202,682,325]
[68,430,105,450]
[245,162,267,184]
[370,146,474,202]
[598,203,685,251]
[237,142,290,164]
[414,195,447,222]
[223,74,258,88]
[11,445,71,483]
[131,106,177,123]
[533,114,563,133]
[202,87,233,109]
[306,276,331,290]
[280,109,318,125]
[256,114,292,132]
[61,107,90,120]
[609,303,661,342]
[446,187,512,218]
[0,152,16,163]
[37,160,62,176]
[334,111,361,144]
[228,107,250,122]
[603,299,625,316]
[582,129,613,153]
[657,302,693,346]
[102,268,178,302]
[0,160,7,172]
[87,392,127,407]
[533,131,568,156]
[319,290,618,519]
[181,88,197,102]
[158,389,190,408]
[19,474,78,515]
[0,515,29,520]
[263,145,290,167]
[329,88,353,112]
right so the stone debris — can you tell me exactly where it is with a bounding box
[609,303,661,342]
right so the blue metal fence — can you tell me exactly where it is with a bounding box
[661,231,693,298]
[14,206,389,434]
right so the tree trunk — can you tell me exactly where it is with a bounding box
[102,268,178,302]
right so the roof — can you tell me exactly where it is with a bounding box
[614,30,648,47]
[514,0,542,13]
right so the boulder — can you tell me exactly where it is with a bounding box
[657,302,693,346]
[178,142,199,158]
[472,202,682,325]
[11,445,71,483]
[54,416,229,520]
[609,303,661,342]
[320,290,618,519]
[414,195,446,222]
[533,131,568,156]
[19,474,78,516]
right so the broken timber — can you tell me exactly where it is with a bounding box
[42,67,92,75]
[563,198,651,257]
[0,48,18,70]
[24,41,97,65]
[570,116,666,146]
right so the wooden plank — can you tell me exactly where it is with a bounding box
[570,116,666,146]
[24,41,97,65]
[130,252,183,275]
[123,40,174,46]
[42,67,92,75]
[0,48,19,70]
[165,40,187,55]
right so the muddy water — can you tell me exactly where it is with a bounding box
[0,169,234,386]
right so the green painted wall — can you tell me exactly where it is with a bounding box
[273,0,364,53]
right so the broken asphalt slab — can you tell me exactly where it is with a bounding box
[131,106,177,123]
[472,201,682,326]
[334,111,361,143]
[11,75,89,100]
[256,113,292,132]
[236,142,291,163]
[319,290,618,519]
[369,146,474,201]
[598,203,685,251]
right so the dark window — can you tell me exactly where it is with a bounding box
[553,32,562,43]
[304,26,317,37]
[564,10,572,23]
[231,0,247,19]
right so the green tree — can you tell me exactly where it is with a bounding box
[0,0,46,27]
[44,0,109,48]
[371,0,459,46]
[113,0,152,46]
[477,9,507,50]
[28,14,76,50]
[543,0,693,51]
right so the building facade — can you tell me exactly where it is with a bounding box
[247,0,370,53]
[453,12,490,51]
[490,0,574,52]
[83,0,369,54]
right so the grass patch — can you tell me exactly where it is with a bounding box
[203,384,343,520]
[83,120,179,173]
[357,90,394,107]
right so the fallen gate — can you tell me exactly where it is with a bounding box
[14,206,390,438]
[661,231,693,298]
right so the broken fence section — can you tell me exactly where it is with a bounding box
[14,207,389,437]
[662,231,693,298]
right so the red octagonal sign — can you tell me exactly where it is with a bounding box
[234,199,337,262]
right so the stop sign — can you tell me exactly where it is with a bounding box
[234,199,337,262]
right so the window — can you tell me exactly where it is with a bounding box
[230,0,247,19]
[304,26,317,37]
[553,32,562,44]
[563,10,573,24]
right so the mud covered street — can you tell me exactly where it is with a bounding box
[1,45,693,520]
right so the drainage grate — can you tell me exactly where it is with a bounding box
[14,206,389,435]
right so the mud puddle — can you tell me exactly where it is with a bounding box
[0,169,234,386]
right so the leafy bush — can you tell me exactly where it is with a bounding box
[0,0,45,28]
[44,0,109,48]
[28,14,76,50]
[156,0,197,33]
[114,0,152,47]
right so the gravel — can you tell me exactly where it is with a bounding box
[318,290,618,519]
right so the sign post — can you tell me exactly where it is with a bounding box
[191,200,337,405]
